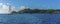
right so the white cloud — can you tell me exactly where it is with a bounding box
[0,3,3,5]
[7,3,11,5]
[20,6,29,10]
[42,5,47,7]
[0,3,9,14]
[20,6,26,9]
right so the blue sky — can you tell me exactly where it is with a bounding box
[0,0,60,10]
[0,0,60,13]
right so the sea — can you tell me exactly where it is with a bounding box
[0,14,59,24]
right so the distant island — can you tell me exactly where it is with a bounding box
[10,8,60,14]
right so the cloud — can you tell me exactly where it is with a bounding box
[6,3,11,5]
[20,6,26,9]
[0,3,9,14]
[0,3,3,5]
[20,6,29,10]
[42,5,47,7]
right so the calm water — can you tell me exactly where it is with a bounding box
[0,14,59,24]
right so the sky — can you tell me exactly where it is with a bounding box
[0,0,60,14]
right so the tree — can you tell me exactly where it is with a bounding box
[18,8,32,14]
[46,9,55,14]
[11,11,17,14]
[32,9,40,13]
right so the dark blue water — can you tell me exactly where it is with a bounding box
[0,14,59,24]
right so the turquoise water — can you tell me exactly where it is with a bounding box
[0,14,59,24]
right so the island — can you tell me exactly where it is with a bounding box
[11,8,60,14]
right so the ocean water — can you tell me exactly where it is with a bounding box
[0,14,59,24]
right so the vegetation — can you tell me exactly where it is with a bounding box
[11,8,60,14]
[11,11,18,14]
